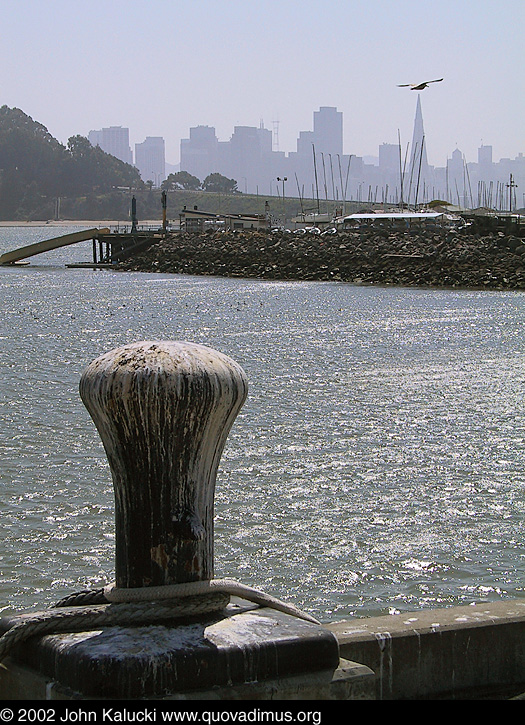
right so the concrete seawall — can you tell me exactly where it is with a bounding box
[2,601,524,699]
[328,600,525,699]
[118,228,525,290]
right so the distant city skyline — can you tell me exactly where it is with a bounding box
[177,102,524,208]
[2,1,523,179]
[88,102,524,209]
[89,98,523,172]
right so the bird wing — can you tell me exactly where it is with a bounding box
[398,78,443,88]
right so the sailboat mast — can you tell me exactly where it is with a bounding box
[337,154,345,214]
[414,136,425,209]
[312,144,320,214]
[398,129,404,209]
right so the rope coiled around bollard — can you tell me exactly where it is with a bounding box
[104,578,320,624]
[0,579,320,663]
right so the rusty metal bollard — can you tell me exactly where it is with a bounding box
[79,340,248,589]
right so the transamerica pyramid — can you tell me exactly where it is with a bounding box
[410,95,428,175]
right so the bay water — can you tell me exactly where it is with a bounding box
[1,225,524,623]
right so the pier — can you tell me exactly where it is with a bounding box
[0,228,110,266]
[71,229,164,267]
[0,227,163,268]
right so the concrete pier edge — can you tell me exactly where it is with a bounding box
[328,599,525,700]
[2,599,525,699]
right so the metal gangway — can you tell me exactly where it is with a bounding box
[0,228,109,265]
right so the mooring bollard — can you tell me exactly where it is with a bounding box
[79,340,248,588]
[0,341,375,700]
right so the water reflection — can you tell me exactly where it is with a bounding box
[0,226,524,621]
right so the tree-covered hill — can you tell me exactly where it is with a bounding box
[0,106,143,219]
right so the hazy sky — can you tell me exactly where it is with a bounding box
[2,0,523,168]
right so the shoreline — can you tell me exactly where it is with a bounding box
[2,223,524,292]
[0,220,162,227]
[113,266,525,294]
[117,228,525,292]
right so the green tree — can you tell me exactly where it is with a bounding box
[0,105,66,202]
[0,106,144,218]
[65,135,142,194]
[66,135,93,159]
[202,173,238,194]
[162,171,201,191]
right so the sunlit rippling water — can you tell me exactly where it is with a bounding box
[0,225,524,623]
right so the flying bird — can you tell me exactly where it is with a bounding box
[398,78,443,90]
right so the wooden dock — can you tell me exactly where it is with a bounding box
[96,230,163,264]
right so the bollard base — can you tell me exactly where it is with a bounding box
[162,659,376,700]
[0,600,375,700]
[0,656,375,700]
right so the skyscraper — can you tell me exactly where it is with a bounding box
[407,96,432,204]
[409,96,428,174]
[180,126,219,182]
[313,107,343,157]
[88,126,133,165]
[379,143,401,172]
[478,144,493,168]
[135,137,166,186]
[229,125,273,193]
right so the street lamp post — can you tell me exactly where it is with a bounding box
[506,173,517,213]
[277,176,287,226]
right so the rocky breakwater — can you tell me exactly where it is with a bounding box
[117,227,525,290]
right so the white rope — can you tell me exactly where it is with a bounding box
[0,594,227,663]
[104,578,320,624]
[0,579,319,663]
